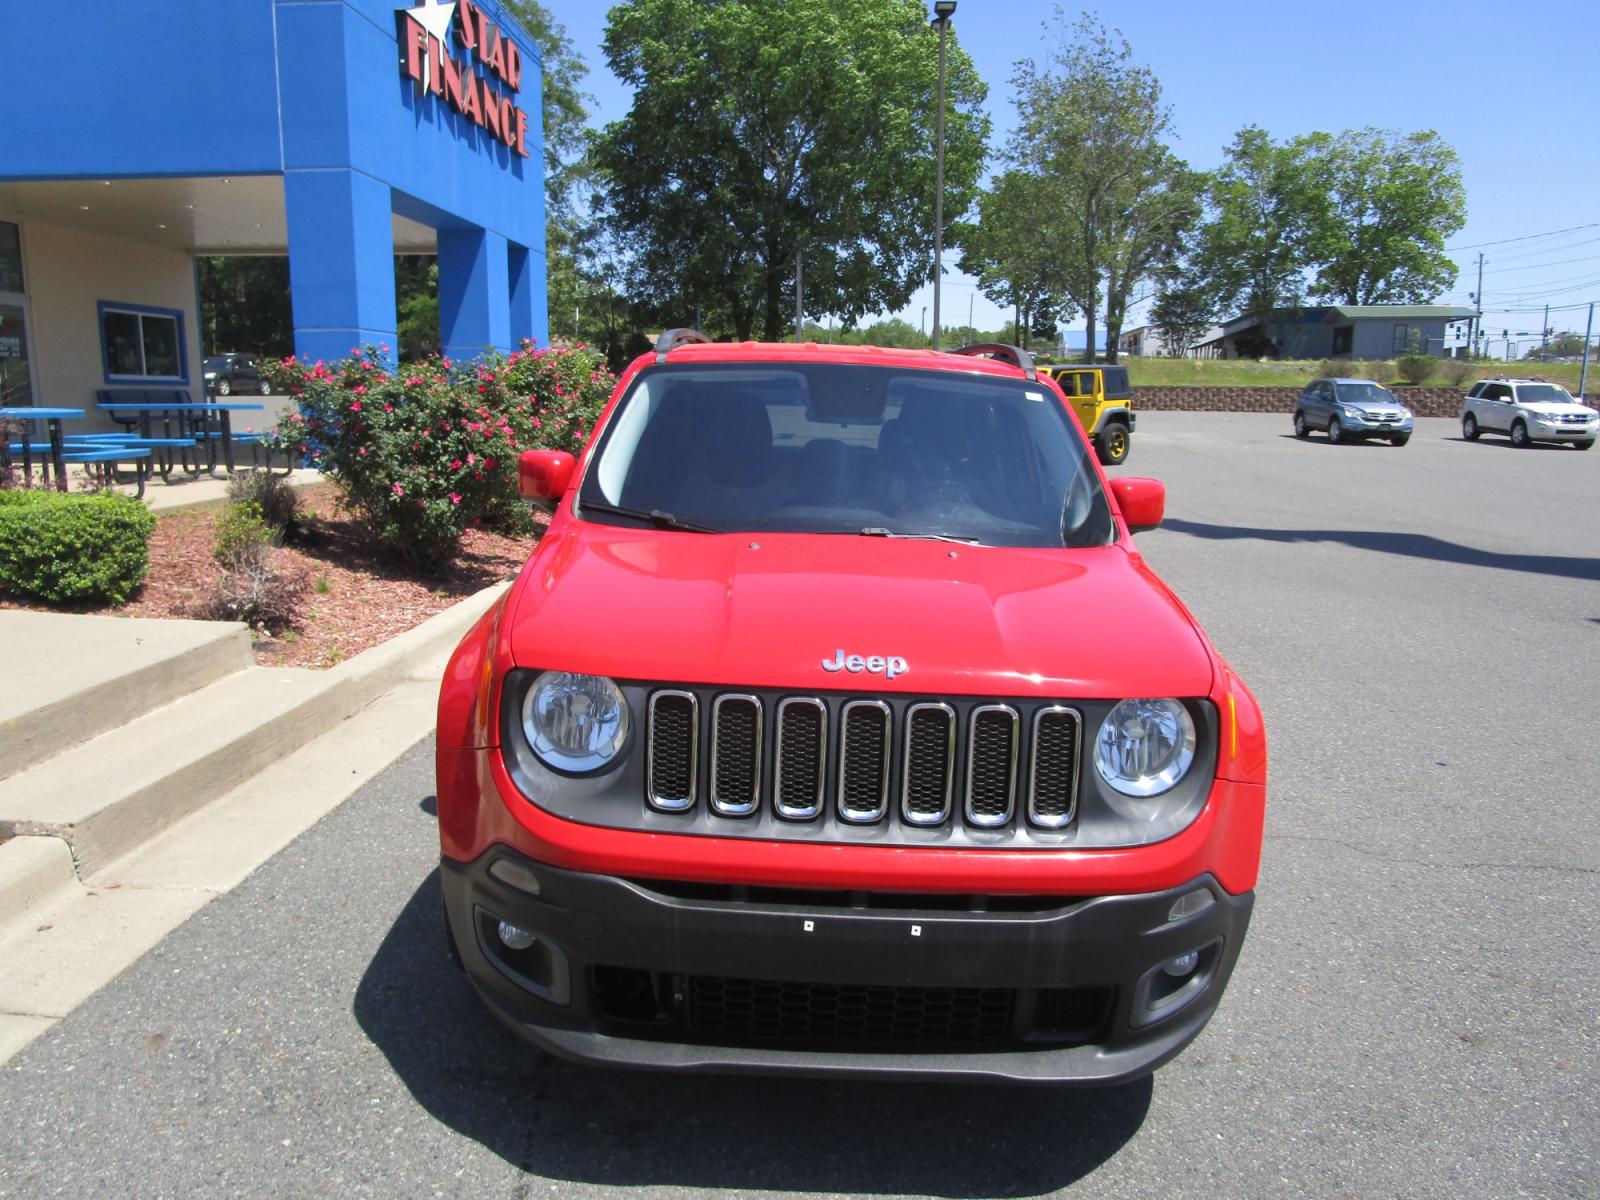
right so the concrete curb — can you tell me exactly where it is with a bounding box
[0,836,76,924]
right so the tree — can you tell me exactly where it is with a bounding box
[197,257,294,357]
[1148,276,1216,357]
[1188,126,1318,322]
[1008,13,1197,362]
[955,171,1074,351]
[1302,128,1466,305]
[593,0,989,342]
[499,0,594,228]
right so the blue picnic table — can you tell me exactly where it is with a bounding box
[0,407,84,491]
[96,399,266,474]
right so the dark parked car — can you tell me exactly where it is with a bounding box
[203,353,271,396]
[1293,377,1413,445]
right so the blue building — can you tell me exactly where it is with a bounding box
[0,0,547,421]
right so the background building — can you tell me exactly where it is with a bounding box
[1198,305,1475,360]
[0,0,546,425]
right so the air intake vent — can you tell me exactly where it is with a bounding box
[1028,706,1081,828]
[774,698,826,819]
[965,705,1019,826]
[710,695,762,816]
[646,690,698,812]
[837,700,892,823]
[901,703,955,825]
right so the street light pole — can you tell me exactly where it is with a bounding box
[930,2,956,352]
[921,306,927,340]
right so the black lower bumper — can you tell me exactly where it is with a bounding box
[440,850,1253,1085]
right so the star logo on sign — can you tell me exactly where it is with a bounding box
[410,0,456,43]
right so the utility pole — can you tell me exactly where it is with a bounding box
[1579,302,1595,403]
[930,2,956,351]
[1472,253,1485,357]
[1541,305,1549,358]
[966,294,974,347]
[794,247,803,342]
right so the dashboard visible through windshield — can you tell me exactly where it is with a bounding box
[577,363,1115,548]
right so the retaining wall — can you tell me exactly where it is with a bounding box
[1133,386,1598,418]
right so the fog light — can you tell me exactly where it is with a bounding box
[497,920,537,951]
[1163,950,1200,978]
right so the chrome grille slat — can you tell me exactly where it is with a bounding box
[901,702,956,826]
[965,704,1019,827]
[646,690,699,812]
[710,694,762,816]
[1027,706,1082,829]
[774,697,827,819]
[838,700,892,823]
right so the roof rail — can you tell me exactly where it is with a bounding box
[947,343,1037,381]
[654,327,711,363]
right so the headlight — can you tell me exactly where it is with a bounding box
[1343,406,1366,420]
[520,671,630,774]
[1535,415,1557,426]
[1399,408,1413,419]
[1095,699,1196,797]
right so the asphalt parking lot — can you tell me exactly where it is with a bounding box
[2,411,1595,1198]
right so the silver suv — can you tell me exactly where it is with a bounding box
[1293,378,1414,446]
[1460,378,1596,450]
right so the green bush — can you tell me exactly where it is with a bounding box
[213,500,277,570]
[226,470,299,537]
[1395,355,1435,386]
[263,343,617,574]
[0,490,156,604]
[1360,359,1396,384]
[1438,358,1474,386]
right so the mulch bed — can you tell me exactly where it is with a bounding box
[0,483,542,668]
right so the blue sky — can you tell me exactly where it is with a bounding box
[541,0,1600,341]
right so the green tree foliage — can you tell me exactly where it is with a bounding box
[1190,126,1466,318]
[593,0,989,342]
[198,257,295,357]
[1188,126,1317,321]
[1148,275,1217,357]
[1302,128,1466,306]
[1009,13,1199,363]
[955,171,1074,351]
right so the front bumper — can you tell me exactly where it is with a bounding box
[442,849,1254,1085]
[1532,422,1596,441]
[1345,414,1413,436]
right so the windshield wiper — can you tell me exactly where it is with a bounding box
[860,527,982,545]
[580,501,719,533]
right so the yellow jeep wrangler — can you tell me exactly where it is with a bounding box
[1038,364,1136,466]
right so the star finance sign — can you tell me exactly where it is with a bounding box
[396,0,531,159]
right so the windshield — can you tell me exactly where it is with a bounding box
[203,357,227,371]
[1516,385,1576,406]
[1335,383,1396,406]
[577,363,1115,548]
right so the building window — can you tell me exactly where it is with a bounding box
[99,302,186,383]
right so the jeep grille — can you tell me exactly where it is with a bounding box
[646,689,1081,832]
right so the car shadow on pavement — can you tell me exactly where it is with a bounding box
[1161,518,1600,583]
[354,870,1151,1198]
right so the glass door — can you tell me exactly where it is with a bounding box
[0,220,35,408]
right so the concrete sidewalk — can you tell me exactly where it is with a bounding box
[0,582,505,1063]
[82,466,327,512]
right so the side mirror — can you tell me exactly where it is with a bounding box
[518,449,576,504]
[1110,476,1165,532]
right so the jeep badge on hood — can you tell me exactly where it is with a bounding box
[821,649,909,679]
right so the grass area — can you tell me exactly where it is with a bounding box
[1031,357,1593,392]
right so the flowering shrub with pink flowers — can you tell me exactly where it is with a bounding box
[263,344,616,574]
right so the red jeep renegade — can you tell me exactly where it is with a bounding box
[436,333,1266,1084]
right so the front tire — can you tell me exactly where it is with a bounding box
[1462,412,1479,440]
[216,379,232,396]
[1390,434,1410,446]
[1575,439,1594,451]
[1327,417,1343,444]
[259,380,271,396]
[1293,411,1309,439]
[1095,422,1131,466]
[1510,420,1530,447]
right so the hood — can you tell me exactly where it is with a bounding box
[507,521,1215,699]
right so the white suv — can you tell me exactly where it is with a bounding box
[1461,378,1597,450]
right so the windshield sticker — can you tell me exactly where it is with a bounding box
[1025,390,1045,402]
